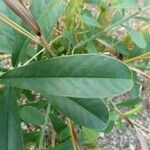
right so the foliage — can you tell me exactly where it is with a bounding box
[0,0,150,149]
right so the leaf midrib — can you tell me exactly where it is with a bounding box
[1,77,132,80]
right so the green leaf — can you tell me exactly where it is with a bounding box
[0,1,21,54]
[134,16,150,22]
[23,131,40,144]
[46,95,109,129]
[0,88,24,150]
[82,15,100,27]
[37,0,66,40]
[1,55,133,98]
[23,89,35,101]
[49,141,72,150]
[86,42,97,53]
[11,0,48,67]
[128,32,150,58]
[19,101,47,110]
[20,106,45,125]
[103,120,115,133]
[144,0,150,6]
[102,36,129,56]
[84,0,100,5]
[115,0,138,8]
[117,98,140,108]
[82,127,98,143]
[49,113,67,134]
[11,0,66,66]
[49,113,70,140]
[12,23,30,67]
[112,11,123,25]
[126,27,147,49]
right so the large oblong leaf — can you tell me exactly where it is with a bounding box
[0,88,24,150]
[47,95,109,129]
[0,54,133,98]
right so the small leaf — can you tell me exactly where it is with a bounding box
[126,27,147,49]
[117,98,140,108]
[112,11,123,25]
[82,15,100,27]
[115,0,138,8]
[102,36,129,56]
[128,32,150,58]
[103,120,115,133]
[82,127,99,143]
[86,42,97,53]
[20,106,44,125]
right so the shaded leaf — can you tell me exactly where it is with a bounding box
[46,95,109,129]
[0,88,24,150]
[23,131,40,144]
[49,113,67,134]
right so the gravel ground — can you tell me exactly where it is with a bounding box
[98,77,150,150]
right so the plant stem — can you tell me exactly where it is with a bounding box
[0,12,42,46]
[23,35,62,66]
[125,104,142,116]
[67,118,77,150]
[124,52,150,63]
[23,48,45,66]
[109,99,134,126]
[51,128,56,148]
[72,5,150,54]
[38,103,51,150]
[129,66,150,79]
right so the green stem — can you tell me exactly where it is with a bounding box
[23,48,45,66]
[72,5,150,54]
[0,12,42,46]
[38,103,51,150]
[22,35,62,66]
